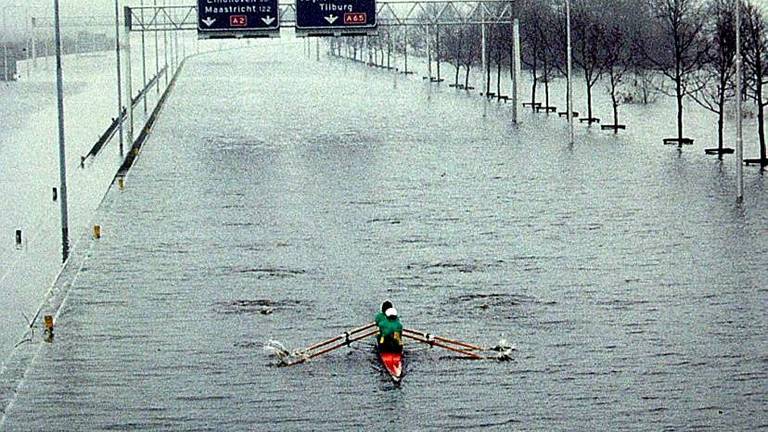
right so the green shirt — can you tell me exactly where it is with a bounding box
[375,313,403,339]
[375,312,387,326]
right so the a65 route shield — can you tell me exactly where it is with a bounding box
[295,0,377,30]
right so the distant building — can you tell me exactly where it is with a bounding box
[1,47,19,81]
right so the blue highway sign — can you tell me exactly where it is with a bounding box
[197,0,279,37]
[295,0,377,33]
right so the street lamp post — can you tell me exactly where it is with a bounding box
[565,0,574,145]
[141,0,148,115]
[154,0,160,94]
[53,0,70,262]
[115,0,125,157]
[163,0,168,85]
[735,0,743,202]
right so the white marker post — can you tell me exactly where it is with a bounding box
[512,18,521,124]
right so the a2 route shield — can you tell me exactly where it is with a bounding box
[295,0,377,36]
[197,0,280,38]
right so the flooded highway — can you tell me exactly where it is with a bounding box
[2,41,767,430]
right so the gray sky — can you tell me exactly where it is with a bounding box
[0,0,191,40]
[0,1,192,19]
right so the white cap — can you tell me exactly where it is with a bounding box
[385,307,398,318]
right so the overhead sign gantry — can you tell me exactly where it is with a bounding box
[197,0,280,38]
[295,0,376,37]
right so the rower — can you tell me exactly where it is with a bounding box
[375,300,393,325]
[375,301,403,353]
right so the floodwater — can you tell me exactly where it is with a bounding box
[2,41,767,431]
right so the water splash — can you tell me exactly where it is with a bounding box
[489,336,516,361]
[263,339,294,364]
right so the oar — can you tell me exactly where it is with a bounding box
[303,322,376,352]
[286,328,379,366]
[402,332,483,360]
[403,328,483,351]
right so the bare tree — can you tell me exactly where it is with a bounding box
[742,1,768,165]
[538,6,561,111]
[519,0,551,108]
[491,23,510,98]
[442,24,466,87]
[462,24,481,90]
[639,0,709,147]
[602,25,633,130]
[689,0,737,155]
[572,1,608,123]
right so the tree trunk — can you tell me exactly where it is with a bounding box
[587,81,593,120]
[455,64,460,86]
[677,92,684,146]
[717,80,726,155]
[465,65,470,89]
[717,111,724,153]
[486,55,491,95]
[758,100,766,165]
[496,58,501,97]
[611,78,619,130]
[531,61,538,108]
[675,59,684,146]
[543,57,550,107]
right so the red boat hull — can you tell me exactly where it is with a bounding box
[378,351,403,381]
